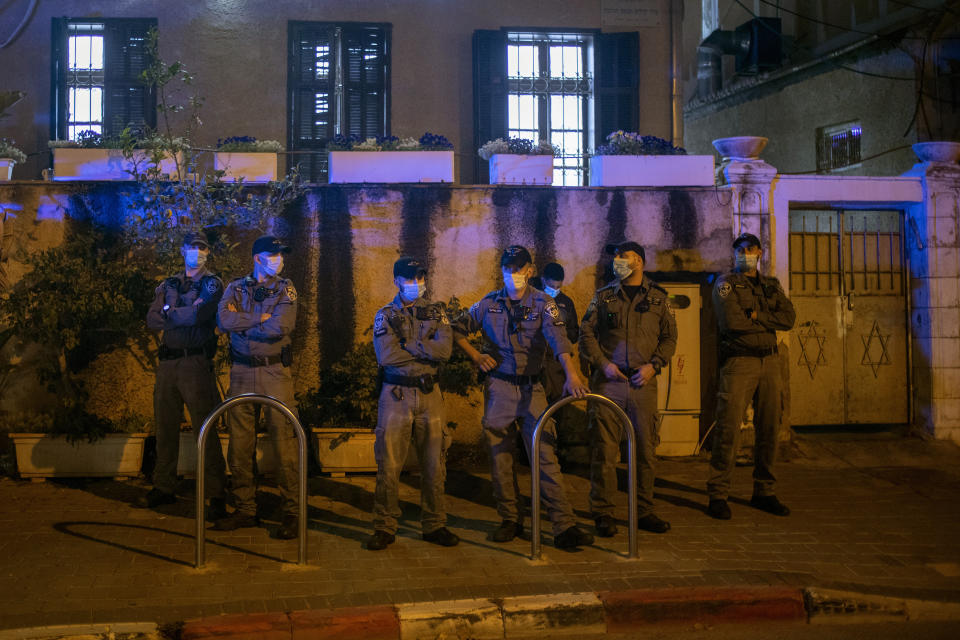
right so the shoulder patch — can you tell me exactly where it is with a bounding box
[204,277,220,295]
[285,285,298,302]
[374,311,386,336]
[718,282,732,298]
[544,300,560,320]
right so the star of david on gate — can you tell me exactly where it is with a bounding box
[796,321,827,379]
[861,320,892,378]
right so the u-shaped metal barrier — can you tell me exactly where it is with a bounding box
[195,393,309,568]
[531,393,637,561]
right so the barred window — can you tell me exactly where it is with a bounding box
[816,122,862,173]
[52,18,156,142]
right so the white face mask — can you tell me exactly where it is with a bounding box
[261,255,283,277]
[504,271,528,292]
[543,285,560,298]
[735,253,760,271]
[183,248,207,270]
[612,258,633,280]
[401,281,426,300]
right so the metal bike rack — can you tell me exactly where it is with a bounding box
[195,393,309,568]
[531,393,637,561]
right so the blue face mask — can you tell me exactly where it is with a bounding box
[543,285,560,298]
[183,248,207,270]
[402,281,426,300]
[261,255,283,277]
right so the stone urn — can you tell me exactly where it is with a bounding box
[912,141,960,164]
[712,136,768,161]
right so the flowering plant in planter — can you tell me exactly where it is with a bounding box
[215,136,284,152]
[478,137,557,161]
[594,131,687,156]
[48,128,138,150]
[328,132,453,151]
[0,138,27,163]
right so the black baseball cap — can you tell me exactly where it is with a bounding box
[181,231,209,249]
[733,232,762,250]
[605,241,646,262]
[501,245,533,270]
[394,257,427,279]
[251,235,291,256]
[542,262,565,281]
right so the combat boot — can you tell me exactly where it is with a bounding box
[491,519,523,543]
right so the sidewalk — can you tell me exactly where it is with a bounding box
[1,431,959,636]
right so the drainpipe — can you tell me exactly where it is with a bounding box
[670,0,684,147]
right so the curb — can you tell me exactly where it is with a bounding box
[181,586,809,639]
[0,622,158,640]
[805,587,960,624]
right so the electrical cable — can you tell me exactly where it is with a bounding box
[777,144,916,175]
[0,0,38,49]
[756,0,952,37]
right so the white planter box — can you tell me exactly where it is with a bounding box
[488,154,554,185]
[589,154,715,187]
[176,431,276,476]
[213,152,279,183]
[10,432,147,478]
[328,151,454,184]
[52,148,183,181]
[313,427,376,475]
[0,158,15,181]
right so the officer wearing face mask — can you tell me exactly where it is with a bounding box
[454,246,594,550]
[707,232,795,521]
[214,235,300,540]
[580,242,677,538]
[530,262,580,403]
[365,258,458,551]
[140,232,227,518]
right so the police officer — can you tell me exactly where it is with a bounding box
[707,232,796,520]
[531,262,580,403]
[214,235,300,540]
[580,242,677,537]
[366,258,458,551]
[454,246,594,550]
[140,232,227,519]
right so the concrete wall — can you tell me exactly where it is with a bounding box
[0,181,734,443]
[0,0,678,183]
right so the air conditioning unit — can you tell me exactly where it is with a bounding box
[735,17,782,75]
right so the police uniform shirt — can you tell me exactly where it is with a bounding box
[455,287,572,377]
[713,271,796,351]
[579,275,678,373]
[373,294,453,377]
[217,274,298,357]
[146,268,223,350]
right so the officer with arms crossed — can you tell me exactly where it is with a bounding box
[141,232,227,519]
[214,235,301,540]
[580,242,677,537]
[707,232,796,520]
[454,246,594,550]
[531,262,580,404]
[366,257,459,551]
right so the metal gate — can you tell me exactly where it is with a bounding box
[788,209,908,425]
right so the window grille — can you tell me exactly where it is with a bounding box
[816,122,862,173]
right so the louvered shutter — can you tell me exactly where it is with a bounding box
[341,25,390,139]
[103,19,156,137]
[288,22,337,181]
[595,32,639,148]
[50,18,69,141]
[472,29,507,184]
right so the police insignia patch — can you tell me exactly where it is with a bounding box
[718,282,732,298]
[545,301,560,319]
[374,311,386,336]
[285,286,298,301]
[470,301,480,314]
[205,278,219,295]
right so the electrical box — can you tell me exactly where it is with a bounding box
[656,283,701,456]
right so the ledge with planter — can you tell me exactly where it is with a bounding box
[589,131,714,187]
[51,147,184,181]
[10,432,148,479]
[327,133,455,184]
[0,137,27,181]
[212,137,283,183]
[479,137,557,185]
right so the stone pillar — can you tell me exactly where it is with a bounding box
[904,160,960,444]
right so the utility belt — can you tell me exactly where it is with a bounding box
[382,372,438,393]
[159,337,217,361]
[720,344,778,363]
[488,369,540,387]
[231,346,292,368]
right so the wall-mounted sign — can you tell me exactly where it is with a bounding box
[601,0,661,28]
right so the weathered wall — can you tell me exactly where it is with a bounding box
[0,182,734,443]
[0,0,677,183]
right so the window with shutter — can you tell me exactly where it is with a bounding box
[473,29,638,186]
[288,21,391,183]
[51,18,157,142]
